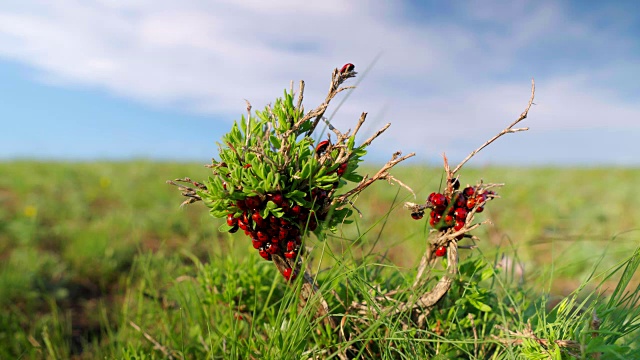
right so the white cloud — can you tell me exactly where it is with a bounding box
[0,0,639,162]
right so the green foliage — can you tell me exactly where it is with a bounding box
[197,89,366,237]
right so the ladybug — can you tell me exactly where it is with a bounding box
[435,246,447,257]
[411,211,424,220]
[315,140,330,156]
[340,63,355,73]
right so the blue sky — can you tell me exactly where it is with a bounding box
[1,0,639,165]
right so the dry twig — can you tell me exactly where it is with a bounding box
[452,78,535,175]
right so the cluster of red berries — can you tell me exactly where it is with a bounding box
[226,190,330,281]
[411,184,493,257]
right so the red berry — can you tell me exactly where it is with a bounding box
[340,63,355,73]
[432,193,447,207]
[286,240,296,252]
[315,140,330,155]
[271,194,284,206]
[270,216,279,229]
[290,205,301,216]
[227,213,237,226]
[257,231,268,242]
[245,196,261,210]
[252,211,263,223]
[243,211,251,224]
[280,218,292,228]
[411,211,424,220]
[238,220,248,231]
[444,215,455,227]
[265,242,279,255]
[283,267,293,280]
[435,246,447,257]
[280,200,290,212]
[258,247,271,260]
[337,163,348,176]
[466,198,476,209]
[236,199,248,211]
[453,208,467,220]
[463,187,475,197]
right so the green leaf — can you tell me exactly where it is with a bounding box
[354,147,367,157]
[467,297,492,312]
[347,135,356,150]
[218,223,235,232]
[270,135,281,149]
[342,173,363,182]
[265,200,277,210]
[300,162,311,179]
[273,172,281,188]
[240,115,247,135]
[257,163,266,180]
[479,267,495,282]
[266,171,274,190]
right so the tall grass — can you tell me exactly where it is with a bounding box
[1,161,639,358]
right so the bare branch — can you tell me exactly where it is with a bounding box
[361,123,391,147]
[352,112,367,138]
[452,78,535,174]
[336,151,415,203]
[296,80,305,117]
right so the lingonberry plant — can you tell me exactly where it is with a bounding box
[169,64,414,321]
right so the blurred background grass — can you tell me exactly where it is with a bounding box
[1,161,639,356]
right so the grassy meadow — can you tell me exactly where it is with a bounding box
[1,160,639,358]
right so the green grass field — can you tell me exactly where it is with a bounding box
[1,161,639,358]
